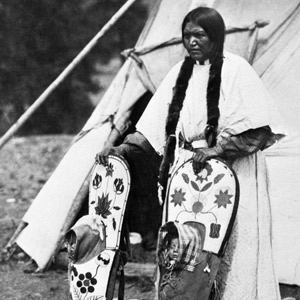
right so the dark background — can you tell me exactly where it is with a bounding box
[0,0,151,136]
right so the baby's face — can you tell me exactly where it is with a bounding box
[168,238,179,259]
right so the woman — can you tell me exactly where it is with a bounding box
[97,6,284,299]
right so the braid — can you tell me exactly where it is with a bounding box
[159,56,223,191]
[205,57,223,147]
[159,57,194,190]
[165,56,194,137]
[164,56,194,164]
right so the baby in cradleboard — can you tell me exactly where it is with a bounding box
[157,221,215,300]
[161,229,179,271]
[157,221,225,300]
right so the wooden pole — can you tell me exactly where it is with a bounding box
[0,0,137,150]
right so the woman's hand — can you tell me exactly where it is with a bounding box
[95,143,125,166]
[192,147,219,174]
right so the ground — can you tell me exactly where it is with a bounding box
[0,135,156,300]
[0,135,299,300]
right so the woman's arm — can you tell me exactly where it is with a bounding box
[96,130,157,166]
[215,126,274,159]
[192,126,274,172]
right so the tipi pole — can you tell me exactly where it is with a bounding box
[0,0,137,150]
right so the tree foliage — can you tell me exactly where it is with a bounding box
[0,0,148,135]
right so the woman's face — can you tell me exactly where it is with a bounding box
[183,21,214,62]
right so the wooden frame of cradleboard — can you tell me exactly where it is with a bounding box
[69,154,131,300]
[164,158,239,256]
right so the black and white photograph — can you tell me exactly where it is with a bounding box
[1,0,299,299]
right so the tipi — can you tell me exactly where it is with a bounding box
[10,0,300,286]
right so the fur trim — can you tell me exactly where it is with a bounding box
[165,56,194,138]
[206,58,223,146]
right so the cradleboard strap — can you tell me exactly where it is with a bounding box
[106,249,126,300]
[106,218,130,300]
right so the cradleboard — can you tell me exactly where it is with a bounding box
[68,154,131,300]
[165,157,239,256]
[157,158,239,300]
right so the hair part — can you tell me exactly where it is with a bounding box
[182,7,225,61]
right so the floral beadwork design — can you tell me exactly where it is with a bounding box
[214,189,233,208]
[192,201,203,214]
[170,188,186,207]
[75,272,97,294]
[182,173,189,184]
[113,178,124,194]
[89,155,130,257]
[173,162,232,214]
[90,160,126,229]
[210,223,221,238]
[196,163,213,183]
[95,193,112,219]
[92,173,102,189]
[71,265,103,299]
[170,160,236,241]
[105,163,114,177]
[95,252,110,267]
[70,252,112,299]
[83,156,130,300]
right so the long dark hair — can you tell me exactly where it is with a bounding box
[182,7,225,62]
[159,7,225,192]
